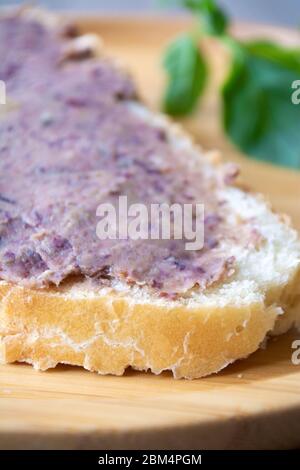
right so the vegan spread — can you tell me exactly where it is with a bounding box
[0,14,256,297]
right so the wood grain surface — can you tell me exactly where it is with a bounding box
[1,16,300,450]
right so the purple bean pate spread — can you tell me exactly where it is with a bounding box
[0,15,254,297]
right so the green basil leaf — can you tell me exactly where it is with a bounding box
[199,7,228,36]
[183,0,228,36]
[159,1,228,36]
[223,41,300,169]
[163,34,207,116]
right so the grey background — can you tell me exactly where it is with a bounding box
[0,1,299,28]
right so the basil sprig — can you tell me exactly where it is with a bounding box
[162,0,300,169]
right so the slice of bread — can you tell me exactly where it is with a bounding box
[0,8,300,379]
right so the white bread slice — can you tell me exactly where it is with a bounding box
[0,9,300,379]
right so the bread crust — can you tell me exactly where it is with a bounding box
[0,269,299,379]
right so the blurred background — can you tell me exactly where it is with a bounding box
[0,0,299,28]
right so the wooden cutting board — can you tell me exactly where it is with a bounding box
[1,15,300,450]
